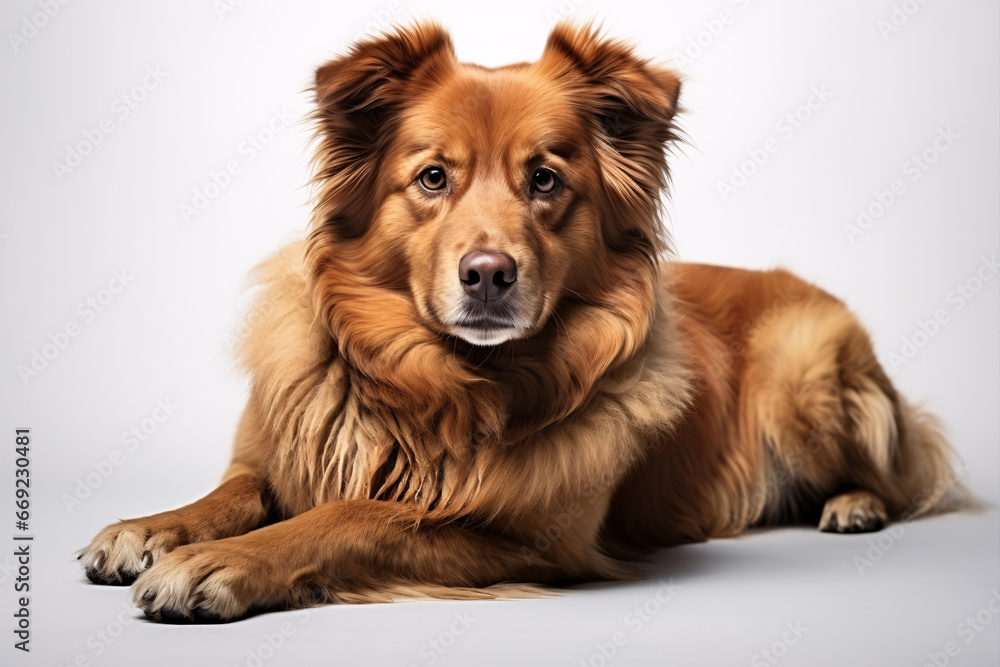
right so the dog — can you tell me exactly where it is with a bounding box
[80,22,960,622]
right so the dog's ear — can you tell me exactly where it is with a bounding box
[314,22,454,108]
[311,23,456,238]
[541,21,680,138]
[541,22,682,256]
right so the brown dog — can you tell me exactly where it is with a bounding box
[80,22,958,622]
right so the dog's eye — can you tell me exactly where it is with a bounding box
[532,167,559,193]
[418,167,447,192]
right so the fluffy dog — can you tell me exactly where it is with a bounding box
[80,22,958,622]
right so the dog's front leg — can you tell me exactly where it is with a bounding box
[133,499,567,622]
[79,463,270,585]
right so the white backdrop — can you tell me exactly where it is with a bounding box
[0,1,997,666]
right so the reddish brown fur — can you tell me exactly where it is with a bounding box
[80,22,960,622]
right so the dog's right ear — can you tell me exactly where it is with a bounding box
[314,22,454,108]
[311,23,455,238]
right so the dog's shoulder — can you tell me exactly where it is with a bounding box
[238,240,337,386]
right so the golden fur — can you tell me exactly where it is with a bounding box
[80,22,959,622]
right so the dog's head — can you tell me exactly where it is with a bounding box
[307,22,680,436]
[309,22,680,345]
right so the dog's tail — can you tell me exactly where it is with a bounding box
[891,399,975,519]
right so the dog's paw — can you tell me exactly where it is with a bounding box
[819,490,888,533]
[132,542,268,623]
[79,516,188,585]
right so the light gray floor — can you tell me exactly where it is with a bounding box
[24,506,999,666]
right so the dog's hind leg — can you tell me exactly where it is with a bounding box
[741,293,958,533]
[818,489,888,533]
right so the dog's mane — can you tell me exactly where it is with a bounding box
[244,22,684,517]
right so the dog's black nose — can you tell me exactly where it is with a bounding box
[459,251,517,302]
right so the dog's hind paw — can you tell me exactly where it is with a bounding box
[819,490,888,534]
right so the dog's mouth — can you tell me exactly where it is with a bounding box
[450,323,522,346]
[447,303,527,346]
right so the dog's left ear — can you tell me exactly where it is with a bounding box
[541,23,682,254]
[541,22,681,139]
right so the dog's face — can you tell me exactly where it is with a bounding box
[393,69,599,345]
[311,23,680,348]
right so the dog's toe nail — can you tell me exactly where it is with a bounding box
[141,588,155,602]
[142,551,153,570]
[192,607,223,623]
[160,607,190,623]
[865,515,885,532]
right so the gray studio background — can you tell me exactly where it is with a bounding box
[0,1,997,666]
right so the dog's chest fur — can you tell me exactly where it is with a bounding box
[237,242,695,534]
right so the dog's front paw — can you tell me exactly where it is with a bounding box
[133,542,269,623]
[79,515,189,585]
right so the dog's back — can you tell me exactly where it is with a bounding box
[603,262,958,553]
